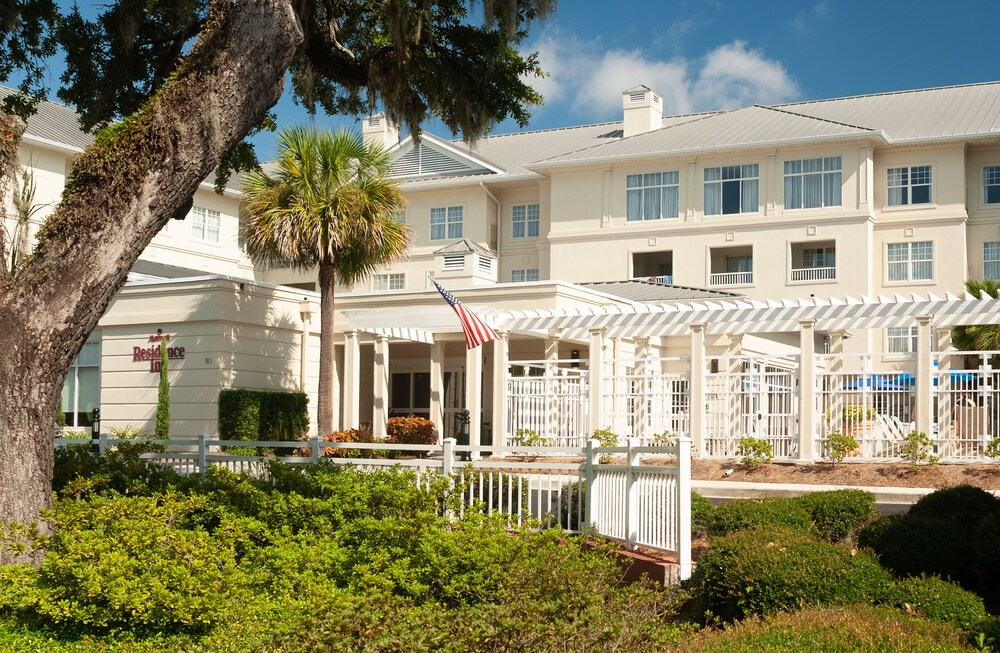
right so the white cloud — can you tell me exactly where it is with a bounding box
[526,31,800,121]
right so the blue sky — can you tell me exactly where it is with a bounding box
[263,0,1000,154]
[33,2,1000,157]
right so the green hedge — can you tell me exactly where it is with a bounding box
[690,525,893,621]
[707,490,877,542]
[217,388,308,443]
[884,575,986,631]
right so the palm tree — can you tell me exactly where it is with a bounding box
[242,127,409,434]
[952,279,1000,367]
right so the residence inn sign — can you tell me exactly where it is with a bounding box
[132,329,185,373]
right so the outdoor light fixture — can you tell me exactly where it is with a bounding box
[571,349,580,368]
[299,298,313,324]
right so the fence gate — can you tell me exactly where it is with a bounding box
[506,360,588,447]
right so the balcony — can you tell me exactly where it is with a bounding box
[634,275,673,285]
[710,271,753,286]
[790,266,836,282]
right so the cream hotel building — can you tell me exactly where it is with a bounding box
[14,82,1000,459]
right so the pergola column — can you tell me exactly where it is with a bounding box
[430,339,445,443]
[634,336,651,440]
[915,315,934,437]
[465,345,484,459]
[587,328,606,436]
[798,319,817,462]
[545,329,562,362]
[343,329,361,429]
[828,330,846,434]
[689,324,706,457]
[491,332,509,447]
[373,334,390,438]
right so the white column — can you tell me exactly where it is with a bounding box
[634,337,651,440]
[298,303,311,393]
[545,330,562,362]
[689,324,706,457]
[936,327,953,437]
[430,339,445,443]
[916,315,934,437]
[465,345,483,459]
[373,334,389,438]
[828,329,846,435]
[798,319,817,462]
[343,330,361,429]
[491,332,509,448]
[588,328,605,436]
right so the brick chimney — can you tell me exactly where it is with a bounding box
[622,86,663,138]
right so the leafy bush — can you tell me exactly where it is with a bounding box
[511,428,551,447]
[885,575,986,630]
[108,424,150,439]
[795,489,878,542]
[841,404,877,424]
[707,498,811,537]
[386,416,437,445]
[684,605,971,653]
[217,388,309,444]
[691,492,714,537]
[592,427,619,463]
[860,486,1000,597]
[901,430,939,467]
[0,494,242,632]
[690,525,893,621]
[736,436,772,470]
[52,443,178,499]
[822,430,859,463]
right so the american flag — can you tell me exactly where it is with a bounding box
[432,280,498,349]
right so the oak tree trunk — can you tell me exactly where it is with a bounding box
[0,0,303,564]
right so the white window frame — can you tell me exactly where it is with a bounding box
[984,165,1000,206]
[430,206,463,241]
[783,157,842,210]
[512,204,540,238]
[61,341,101,428]
[984,242,1000,279]
[372,273,405,291]
[191,206,221,243]
[626,171,680,221]
[802,246,836,268]
[886,165,933,207]
[886,326,918,354]
[511,268,539,283]
[886,241,933,282]
[704,164,759,216]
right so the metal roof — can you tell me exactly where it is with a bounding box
[433,238,495,257]
[579,280,741,302]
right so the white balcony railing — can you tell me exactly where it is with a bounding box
[709,271,753,286]
[633,275,673,285]
[791,266,836,282]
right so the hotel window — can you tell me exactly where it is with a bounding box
[511,268,539,283]
[393,211,407,224]
[512,204,540,238]
[626,171,679,220]
[430,206,463,240]
[887,326,918,354]
[887,165,932,206]
[985,242,1000,279]
[372,273,405,291]
[61,342,100,428]
[784,157,842,209]
[985,166,1000,205]
[802,247,836,269]
[887,241,933,281]
[191,206,221,243]
[704,164,759,215]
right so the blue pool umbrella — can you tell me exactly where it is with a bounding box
[842,374,909,391]
[895,371,980,387]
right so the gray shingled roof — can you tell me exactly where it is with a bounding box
[580,279,741,302]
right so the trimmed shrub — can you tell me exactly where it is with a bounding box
[0,494,242,632]
[885,575,986,631]
[690,525,893,621]
[860,514,975,586]
[691,492,714,537]
[685,605,971,653]
[218,388,309,444]
[795,489,878,542]
[52,442,178,499]
[907,484,1000,525]
[707,498,811,537]
[386,416,437,445]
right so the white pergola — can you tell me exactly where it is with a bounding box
[342,292,1000,458]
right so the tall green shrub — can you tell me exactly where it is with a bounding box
[218,388,309,442]
[155,341,170,438]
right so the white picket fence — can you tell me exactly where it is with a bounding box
[57,434,692,580]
